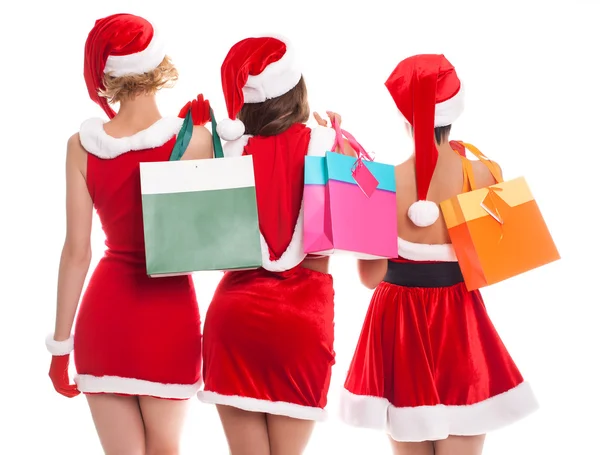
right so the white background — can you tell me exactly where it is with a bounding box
[1,0,598,453]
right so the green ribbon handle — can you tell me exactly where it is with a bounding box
[210,108,224,159]
[169,108,225,160]
[169,110,193,161]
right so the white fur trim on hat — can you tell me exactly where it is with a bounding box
[104,28,166,77]
[217,118,246,142]
[79,116,183,159]
[408,200,440,227]
[434,83,465,127]
[243,34,302,104]
[46,334,74,356]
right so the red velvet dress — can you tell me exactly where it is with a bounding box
[341,238,539,439]
[199,124,338,420]
[73,117,202,399]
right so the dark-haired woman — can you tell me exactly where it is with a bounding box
[198,35,352,455]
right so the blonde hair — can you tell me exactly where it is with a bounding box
[98,56,178,104]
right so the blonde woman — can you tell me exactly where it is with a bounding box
[46,14,212,454]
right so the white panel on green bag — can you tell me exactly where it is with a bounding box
[140,156,256,195]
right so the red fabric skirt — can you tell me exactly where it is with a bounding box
[74,256,202,399]
[341,260,538,441]
[199,266,335,421]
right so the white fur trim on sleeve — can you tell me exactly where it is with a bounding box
[79,116,183,159]
[307,126,336,157]
[243,35,302,103]
[435,83,465,127]
[223,135,252,158]
[104,28,166,77]
[261,202,306,272]
[46,334,74,356]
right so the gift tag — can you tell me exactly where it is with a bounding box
[352,159,379,198]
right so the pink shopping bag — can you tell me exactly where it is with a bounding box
[303,120,398,258]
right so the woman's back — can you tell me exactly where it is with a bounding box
[81,117,182,265]
[396,146,497,245]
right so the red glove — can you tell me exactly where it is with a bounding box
[46,335,80,398]
[178,94,211,126]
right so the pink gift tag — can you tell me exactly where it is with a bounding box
[352,160,379,198]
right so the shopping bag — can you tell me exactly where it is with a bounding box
[440,142,560,290]
[303,120,398,259]
[140,110,262,276]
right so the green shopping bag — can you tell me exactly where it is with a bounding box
[140,110,262,276]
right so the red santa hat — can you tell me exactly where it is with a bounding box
[385,54,465,227]
[84,13,166,119]
[217,35,302,141]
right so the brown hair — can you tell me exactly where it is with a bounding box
[238,76,310,136]
[98,56,178,104]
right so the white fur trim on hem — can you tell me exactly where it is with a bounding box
[222,135,251,157]
[434,83,465,127]
[243,35,302,103]
[104,29,166,77]
[397,237,457,262]
[79,116,183,159]
[45,334,74,356]
[340,381,538,442]
[307,126,336,157]
[75,374,201,399]
[261,202,306,272]
[199,390,327,421]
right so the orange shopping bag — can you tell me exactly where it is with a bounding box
[440,142,560,291]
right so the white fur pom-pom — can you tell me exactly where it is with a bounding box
[216,118,245,141]
[46,334,74,356]
[408,200,440,227]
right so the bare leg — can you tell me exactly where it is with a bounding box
[216,405,271,455]
[266,414,315,455]
[86,394,146,455]
[390,438,435,455]
[139,396,190,455]
[434,435,486,455]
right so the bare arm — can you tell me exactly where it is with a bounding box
[53,134,93,341]
[181,125,214,160]
[357,259,388,290]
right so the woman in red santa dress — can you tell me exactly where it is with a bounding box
[198,35,353,455]
[339,54,539,455]
[46,13,212,454]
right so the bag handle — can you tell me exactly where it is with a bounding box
[451,141,503,188]
[169,110,193,161]
[169,108,224,160]
[331,117,374,161]
[210,109,224,159]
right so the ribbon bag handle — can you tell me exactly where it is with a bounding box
[210,108,224,159]
[330,118,374,161]
[169,108,224,160]
[451,141,503,184]
[169,110,193,161]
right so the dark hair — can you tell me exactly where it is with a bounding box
[238,76,310,137]
[435,125,452,144]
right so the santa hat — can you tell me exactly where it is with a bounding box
[385,54,465,227]
[84,13,166,119]
[217,35,302,141]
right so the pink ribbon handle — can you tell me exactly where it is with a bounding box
[330,117,379,198]
[330,118,374,161]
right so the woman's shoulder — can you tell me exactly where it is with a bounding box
[78,117,183,159]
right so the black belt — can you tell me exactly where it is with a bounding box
[383,260,464,288]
